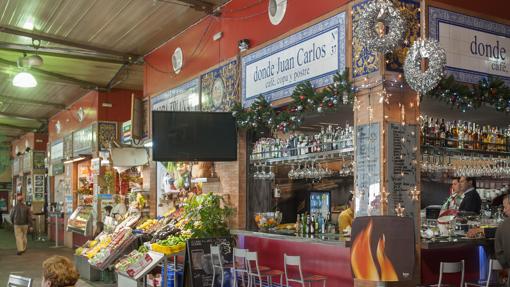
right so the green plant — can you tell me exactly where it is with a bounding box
[182,193,234,238]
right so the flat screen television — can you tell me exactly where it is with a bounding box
[152,111,237,161]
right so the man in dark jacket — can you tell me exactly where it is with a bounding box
[10,194,32,255]
[458,176,481,214]
[495,194,510,269]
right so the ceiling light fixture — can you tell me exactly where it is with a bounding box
[12,71,37,88]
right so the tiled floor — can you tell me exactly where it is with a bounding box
[0,226,114,287]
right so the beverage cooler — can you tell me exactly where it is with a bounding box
[307,191,331,219]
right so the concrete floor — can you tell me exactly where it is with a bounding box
[0,226,114,287]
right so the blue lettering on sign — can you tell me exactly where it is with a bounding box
[470,35,507,60]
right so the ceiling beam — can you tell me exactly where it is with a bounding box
[0,25,140,61]
[0,57,108,91]
[106,63,131,90]
[158,0,214,12]
[0,112,46,122]
[0,122,38,132]
[0,42,131,64]
[0,94,65,109]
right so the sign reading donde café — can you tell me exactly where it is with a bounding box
[242,12,346,106]
[429,7,510,84]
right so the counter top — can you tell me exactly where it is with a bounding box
[231,230,350,247]
[421,236,494,249]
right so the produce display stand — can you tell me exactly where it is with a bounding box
[92,235,139,271]
[117,251,167,287]
[74,255,101,282]
[163,250,185,287]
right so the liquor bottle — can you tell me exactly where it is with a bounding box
[314,214,319,234]
[464,121,471,150]
[421,116,428,145]
[434,118,441,147]
[439,119,446,147]
[482,126,489,151]
[307,214,313,235]
[320,214,326,234]
[451,120,459,148]
[302,213,307,235]
[296,214,301,234]
[457,121,464,149]
[472,123,479,150]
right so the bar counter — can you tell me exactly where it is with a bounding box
[232,229,353,286]
[233,230,496,286]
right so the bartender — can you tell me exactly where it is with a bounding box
[439,179,461,215]
[338,193,354,232]
[458,176,481,214]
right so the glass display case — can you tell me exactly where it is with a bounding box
[67,205,94,236]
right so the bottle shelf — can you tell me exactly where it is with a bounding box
[250,146,354,165]
[421,141,510,157]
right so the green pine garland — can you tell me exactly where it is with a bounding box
[232,69,354,134]
[426,75,510,113]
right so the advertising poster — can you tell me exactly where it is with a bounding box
[351,216,415,282]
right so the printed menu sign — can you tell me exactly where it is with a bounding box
[185,237,235,287]
[386,124,418,224]
[33,174,45,202]
[355,123,381,217]
[73,126,94,156]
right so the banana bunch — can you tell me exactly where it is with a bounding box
[137,219,158,231]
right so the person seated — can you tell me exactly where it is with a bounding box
[467,193,510,268]
[338,193,354,232]
[458,176,481,214]
[41,255,80,287]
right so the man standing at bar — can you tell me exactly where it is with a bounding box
[10,194,32,255]
[458,176,481,214]
[338,193,354,232]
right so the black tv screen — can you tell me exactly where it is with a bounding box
[152,111,237,161]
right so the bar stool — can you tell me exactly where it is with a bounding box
[232,248,271,287]
[283,254,327,287]
[430,260,465,287]
[246,251,283,287]
[465,259,503,287]
[211,245,233,287]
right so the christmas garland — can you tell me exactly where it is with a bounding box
[426,75,510,113]
[232,69,354,133]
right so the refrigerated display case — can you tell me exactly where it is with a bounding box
[308,191,331,219]
[67,205,94,236]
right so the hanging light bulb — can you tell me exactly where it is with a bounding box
[13,71,37,88]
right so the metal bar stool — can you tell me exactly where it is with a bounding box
[429,260,465,287]
[465,259,504,287]
[211,245,234,287]
[246,251,283,287]
[284,254,327,287]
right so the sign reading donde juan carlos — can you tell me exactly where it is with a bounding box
[438,22,509,78]
[242,12,345,106]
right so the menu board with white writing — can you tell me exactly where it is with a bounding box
[386,124,418,220]
[355,123,381,217]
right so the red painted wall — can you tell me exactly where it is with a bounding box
[144,0,350,97]
[98,89,143,123]
[48,91,98,143]
[11,132,48,158]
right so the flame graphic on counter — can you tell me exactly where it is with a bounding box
[376,234,398,281]
[351,220,399,281]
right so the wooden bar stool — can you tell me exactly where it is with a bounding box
[246,251,283,287]
[283,254,327,287]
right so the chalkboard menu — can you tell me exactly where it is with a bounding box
[355,123,381,217]
[386,124,418,221]
[73,126,94,157]
[185,237,235,287]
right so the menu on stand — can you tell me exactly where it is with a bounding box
[355,123,381,216]
[185,237,235,287]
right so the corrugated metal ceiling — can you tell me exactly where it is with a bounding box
[0,0,228,139]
